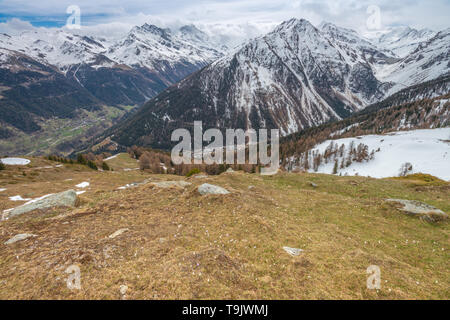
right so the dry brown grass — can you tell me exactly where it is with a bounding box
[0,157,448,300]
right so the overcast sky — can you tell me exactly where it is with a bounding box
[0,0,449,41]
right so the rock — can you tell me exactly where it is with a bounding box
[283,246,303,256]
[386,199,448,222]
[109,228,129,239]
[309,182,318,188]
[260,168,280,176]
[152,181,191,188]
[119,285,128,295]
[2,190,77,220]
[226,168,235,173]
[5,233,37,245]
[193,174,208,179]
[198,184,230,195]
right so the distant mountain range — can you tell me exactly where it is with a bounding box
[1,19,449,156]
[0,24,224,136]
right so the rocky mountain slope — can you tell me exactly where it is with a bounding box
[103,19,449,150]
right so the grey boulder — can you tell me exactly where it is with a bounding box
[386,199,448,222]
[2,190,77,220]
[198,184,230,195]
[5,233,37,245]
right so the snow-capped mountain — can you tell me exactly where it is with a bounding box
[107,23,223,75]
[0,23,224,73]
[319,22,396,62]
[374,28,450,95]
[0,29,108,71]
[375,26,436,58]
[102,18,450,150]
[0,23,225,135]
[1,18,449,156]
[105,19,398,148]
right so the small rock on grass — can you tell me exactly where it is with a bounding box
[5,233,37,245]
[119,285,128,295]
[309,182,318,188]
[283,246,303,256]
[152,181,191,188]
[109,228,129,239]
[198,184,230,195]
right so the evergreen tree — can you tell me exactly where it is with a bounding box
[102,162,111,171]
[332,159,339,174]
[87,160,98,171]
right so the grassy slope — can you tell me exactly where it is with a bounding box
[0,155,448,300]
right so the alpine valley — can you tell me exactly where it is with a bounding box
[0,18,449,155]
[0,14,450,302]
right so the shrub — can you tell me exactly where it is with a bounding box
[87,160,98,171]
[0,162,5,170]
[399,162,413,177]
[139,152,151,170]
[332,159,338,174]
[186,168,201,177]
[77,154,87,165]
[102,162,111,171]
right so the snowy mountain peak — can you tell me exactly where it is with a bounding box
[319,22,358,36]
[179,24,208,41]
[274,18,318,34]
[132,23,171,38]
[376,26,437,57]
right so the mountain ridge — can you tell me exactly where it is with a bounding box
[100,18,449,150]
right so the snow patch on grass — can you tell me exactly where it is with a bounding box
[0,158,30,165]
[75,182,90,188]
[9,195,31,202]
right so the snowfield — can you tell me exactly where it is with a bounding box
[308,128,450,180]
[0,158,31,166]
